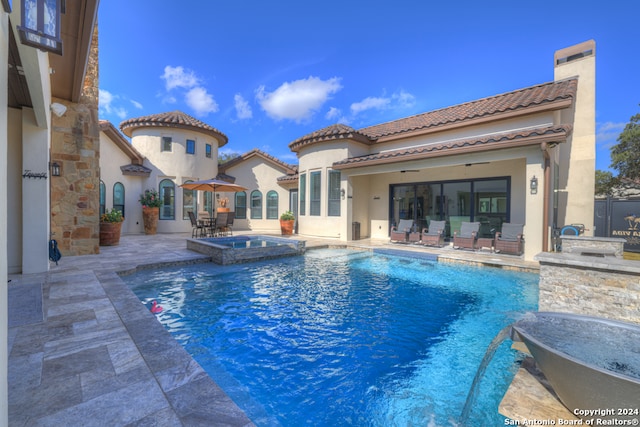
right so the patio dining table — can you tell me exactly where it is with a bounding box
[198,216,216,237]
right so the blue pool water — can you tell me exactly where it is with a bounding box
[124,249,538,426]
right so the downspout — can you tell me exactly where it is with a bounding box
[541,142,551,251]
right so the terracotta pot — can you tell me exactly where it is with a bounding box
[100,222,122,246]
[280,219,295,235]
[142,207,159,235]
[217,207,230,213]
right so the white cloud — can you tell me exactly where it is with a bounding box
[325,106,341,120]
[349,89,417,117]
[99,89,128,120]
[256,76,342,123]
[597,121,625,148]
[185,87,219,116]
[350,96,390,114]
[161,65,199,91]
[393,90,416,108]
[234,94,253,119]
[131,100,143,109]
[99,89,114,108]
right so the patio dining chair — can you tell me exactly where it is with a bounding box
[214,212,229,236]
[494,223,524,255]
[419,220,446,247]
[390,219,414,243]
[188,211,206,238]
[453,221,480,250]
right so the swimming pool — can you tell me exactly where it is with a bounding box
[124,249,538,426]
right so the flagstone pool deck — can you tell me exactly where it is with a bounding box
[8,232,541,426]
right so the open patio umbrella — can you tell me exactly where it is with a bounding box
[180,178,247,193]
[180,179,248,217]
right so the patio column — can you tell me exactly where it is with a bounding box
[22,108,51,274]
[525,153,545,261]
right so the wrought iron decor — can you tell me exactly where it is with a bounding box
[22,170,48,179]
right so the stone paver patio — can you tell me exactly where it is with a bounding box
[8,232,537,426]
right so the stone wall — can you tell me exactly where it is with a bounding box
[560,235,625,258]
[50,24,100,255]
[536,252,640,324]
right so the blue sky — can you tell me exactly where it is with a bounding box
[98,1,640,171]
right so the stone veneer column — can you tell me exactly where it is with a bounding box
[50,24,100,255]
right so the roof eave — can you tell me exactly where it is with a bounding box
[332,129,570,171]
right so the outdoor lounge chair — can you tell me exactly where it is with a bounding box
[453,221,480,250]
[390,219,414,243]
[419,220,446,247]
[188,211,206,238]
[494,223,524,255]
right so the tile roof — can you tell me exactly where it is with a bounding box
[289,79,577,152]
[289,124,374,152]
[120,164,152,176]
[359,79,577,140]
[332,125,572,170]
[119,111,229,146]
[219,148,297,175]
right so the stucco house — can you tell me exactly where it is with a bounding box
[100,113,301,236]
[288,40,595,261]
[99,40,595,264]
[218,149,298,233]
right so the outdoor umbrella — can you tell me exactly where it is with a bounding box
[180,179,247,216]
[180,178,247,193]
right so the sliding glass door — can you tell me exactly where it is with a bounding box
[389,177,510,238]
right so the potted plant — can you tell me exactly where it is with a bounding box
[99,209,124,246]
[279,210,295,235]
[217,196,230,213]
[139,189,162,235]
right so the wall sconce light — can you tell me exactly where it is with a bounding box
[50,102,67,117]
[50,161,60,177]
[530,175,538,194]
[17,0,64,55]
[340,188,346,200]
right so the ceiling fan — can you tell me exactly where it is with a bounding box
[464,162,490,167]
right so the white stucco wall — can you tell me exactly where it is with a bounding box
[554,43,596,235]
[1,12,9,424]
[7,109,23,274]
[129,127,220,233]
[297,142,352,238]
[224,156,293,232]
[99,132,146,235]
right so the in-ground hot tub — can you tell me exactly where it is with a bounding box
[187,235,305,265]
[511,312,640,421]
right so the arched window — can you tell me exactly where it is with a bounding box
[113,182,125,217]
[235,192,247,219]
[266,190,278,219]
[99,180,106,216]
[159,179,175,220]
[250,190,262,219]
[182,180,197,220]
